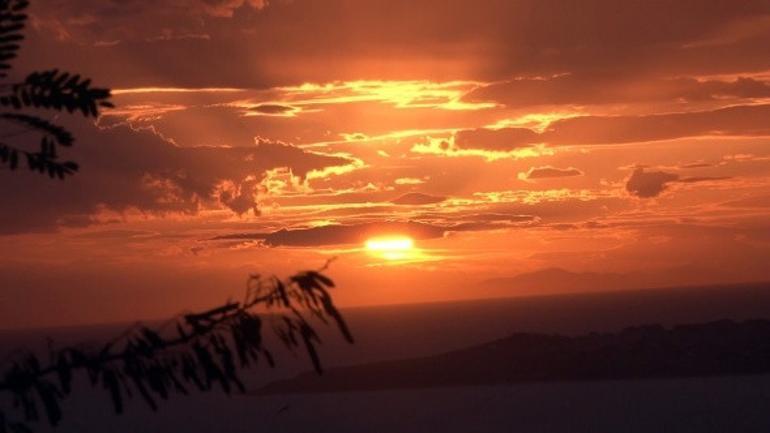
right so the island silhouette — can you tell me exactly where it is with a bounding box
[259,318,770,394]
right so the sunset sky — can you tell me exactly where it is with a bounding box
[2,0,770,328]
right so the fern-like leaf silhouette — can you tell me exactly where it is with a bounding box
[0,0,112,179]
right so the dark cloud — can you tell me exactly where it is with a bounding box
[464,75,770,108]
[218,178,261,215]
[391,192,447,205]
[454,127,538,151]
[24,1,770,88]
[249,104,296,115]
[626,168,680,198]
[454,104,770,152]
[545,104,770,146]
[522,166,583,180]
[626,168,733,198]
[109,104,333,149]
[0,120,352,234]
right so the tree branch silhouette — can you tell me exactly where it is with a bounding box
[0,0,112,179]
[1,267,354,432]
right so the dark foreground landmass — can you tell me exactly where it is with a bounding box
[5,283,770,433]
[259,319,770,394]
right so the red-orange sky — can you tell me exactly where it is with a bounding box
[2,0,770,328]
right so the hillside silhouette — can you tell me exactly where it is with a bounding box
[260,319,770,394]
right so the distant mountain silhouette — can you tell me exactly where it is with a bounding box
[481,268,631,294]
[259,319,770,394]
[477,266,757,297]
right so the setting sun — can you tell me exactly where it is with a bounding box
[365,236,415,260]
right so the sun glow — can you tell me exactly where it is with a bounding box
[278,80,496,111]
[365,236,415,261]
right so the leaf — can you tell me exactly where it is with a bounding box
[0,0,28,78]
[126,371,157,411]
[309,271,335,288]
[33,381,62,426]
[238,315,262,348]
[176,322,187,340]
[7,423,32,433]
[192,343,223,392]
[299,323,322,374]
[230,324,249,367]
[0,114,74,146]
[214,342,244,393]
[5,69,112,118]
[164,368,188,395]
[8,148,17,169]
[145,364,168,400]
[55,354,72,394]
[275,279,290,307]
[102,370,123,414]
[320,293,354,343]
[180,354,204,391]
[140,328,165,348]
[261,348,275,368]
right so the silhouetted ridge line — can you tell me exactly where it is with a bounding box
[259,319,770,394]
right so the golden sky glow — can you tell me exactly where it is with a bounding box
[3,0,770,328]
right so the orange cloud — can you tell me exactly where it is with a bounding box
[391,193,447,205]
[519,166,584,181]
